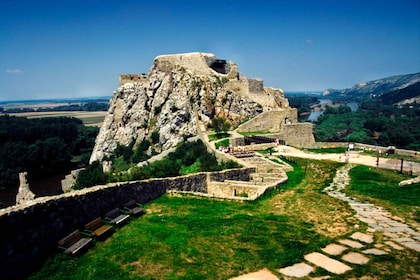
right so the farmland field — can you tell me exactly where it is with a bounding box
[7,111,107,127]
[0,98,109,127]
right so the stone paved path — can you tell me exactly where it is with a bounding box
[231,164,420,279]
[323,164,420,252]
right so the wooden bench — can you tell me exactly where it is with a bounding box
[105,208,130,226]
[84,217,113,239]
[123,200,146,217]
[58,229,92,255]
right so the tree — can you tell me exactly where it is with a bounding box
[211,117,231,134]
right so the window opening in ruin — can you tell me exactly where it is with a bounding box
[209,59,230,74]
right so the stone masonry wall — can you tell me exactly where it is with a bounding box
[280,123,316,147]
[0,168,254,279]
[119,74,148,86]
[209,167,256,182]
[208,182,261,199]
[236,109,298,133]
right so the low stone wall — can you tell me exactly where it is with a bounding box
[208,181,261,199]
[61,168,84,192]
[308,142,418,158]
[209,167,256,182]
[0,167,252,279]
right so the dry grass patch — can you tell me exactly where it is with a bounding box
[269,158,361,238]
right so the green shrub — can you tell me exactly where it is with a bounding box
[151,130,160,144]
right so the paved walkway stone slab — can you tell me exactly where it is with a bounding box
[322,244,348,256]
[278,262,313,278]
[395,237,415,243]
[342,252,370,265]
[304,252,352,274]
[385,240,404,250]
[350,232,374,243]
[400,241,420,252]
[229,268,279,280]
[362,248,388,255]
[338,239,364,249]
[383,226,415,233]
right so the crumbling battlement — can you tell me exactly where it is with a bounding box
[119,74,147,86]
[236,109,315,147]
[118,52,287,110]
[153,52,238,77]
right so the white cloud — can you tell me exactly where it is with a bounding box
[6,68,22,74]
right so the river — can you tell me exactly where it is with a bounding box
[307,100,359,122]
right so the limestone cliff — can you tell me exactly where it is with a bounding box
[90,52,285,163]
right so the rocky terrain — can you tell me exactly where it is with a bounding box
[90,53,288,163]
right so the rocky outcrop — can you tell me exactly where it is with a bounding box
[90,52,284,163]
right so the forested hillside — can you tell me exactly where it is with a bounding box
[0,115,98,187]
[314,101,420,150]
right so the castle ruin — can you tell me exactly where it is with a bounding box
[117,52,313,147]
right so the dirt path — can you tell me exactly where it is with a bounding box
[273,145,420,175]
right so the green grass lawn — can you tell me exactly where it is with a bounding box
[28,159,420,279]
[347,165,420,223]
[29,195,330,279]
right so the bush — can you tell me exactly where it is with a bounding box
[131,140,150,163]
[211,117,231,134]
[75,140,242,189]
[74,161,108,190]
[151,130,160,144]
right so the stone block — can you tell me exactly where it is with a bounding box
[322,243,348,256]
[342,252,370,265]
[338,239,364,249]
[350,232,374,243]
[278,262,314,278]
[229,268,279,280]
[304,252,352,274]
[362,248,388,255]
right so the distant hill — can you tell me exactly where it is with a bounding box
[323,72,420,105]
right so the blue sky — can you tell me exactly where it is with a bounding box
[1,0,419,100]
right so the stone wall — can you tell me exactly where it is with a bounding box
[208,181,261,199]
[209,167,256,182]
[235,109,315,147]
[0,167,255,279]
[248,78,264,95]
[309,142,418,158]
[279,123,315,147]
[153,52,238,77]
[119,74,147,86]
[61,168,84,192]
[236,109,298,133]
